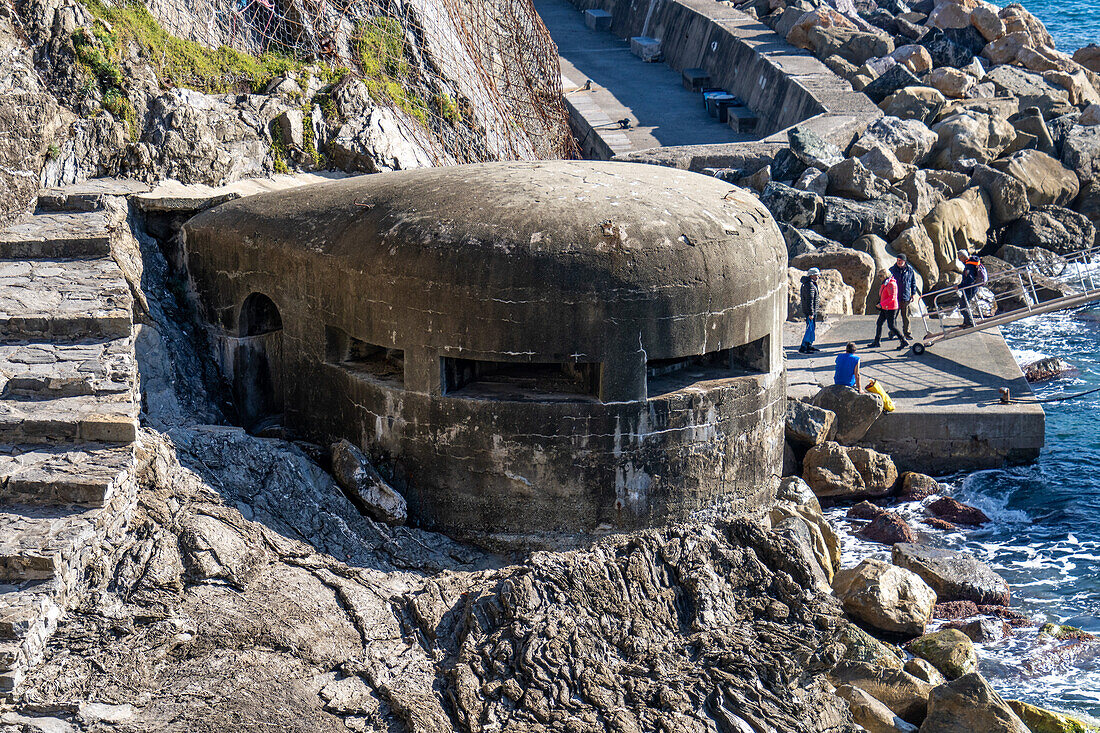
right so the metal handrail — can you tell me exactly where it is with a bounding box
[913,246,1100,353]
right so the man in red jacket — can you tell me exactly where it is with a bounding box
[870,274,909,350]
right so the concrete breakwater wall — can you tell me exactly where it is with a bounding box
[563,0,881,166]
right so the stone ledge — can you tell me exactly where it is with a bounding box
[0,258,132,340]
[0,213,110,259]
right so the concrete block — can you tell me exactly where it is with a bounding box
[727,106,759,134]
[583,8,612,31]
[630,36,663,62]
[682,67,711,92]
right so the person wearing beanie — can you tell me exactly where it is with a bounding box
[889,252,918,340]
[799,268,820,354]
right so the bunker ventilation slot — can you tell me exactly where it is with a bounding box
[443,357,600,401]
[325,326,404,386]
[646,336,769,395]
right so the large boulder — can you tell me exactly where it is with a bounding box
[823,194,911,244]
[888,224,941,290]
[792,247,876,313]
[811,385,884,443]
[986,65,1071,117]
[969,6,1005,42]
[1006,700,1100,733]
[771,477,842,580]
[331,440,408,525]
[926,497,990,525]
[772,516,833,593]
[969,163,1030,226]
[836,685,919,733]
[1000,206,1095,255]
[838,623,907,670]
[803,441,866,497]
[995,244,1067,277]
[786,398,837,447]
[1074,45,1100,74]
[861,144,915,183]
[863,65,924,104]
[892,544,1010,606]
[858,512,918,545]
[928,68,975,99]
[921,673,1029,733]
[920,25,986,68]
[848,446,900,494]
[828,158,890,200]
[928,112,1015,170]
[850,116,939,166]
[907,629,978,679]
[789,125,845,170]
[761,182,824,227]
[881,86,949,125]
[982,31,1032,66]
[990,150,1080,208]
[892,44,934,74]
[787,267,855,320]
[330,104,435,174]
[922,188,990,283]
[833,558,937,636]
[829,662,934,725]
[892,170,947,221]
[787,7,859,51]
[1062,124,1100,187]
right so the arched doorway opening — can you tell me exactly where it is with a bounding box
[234,292,284,434]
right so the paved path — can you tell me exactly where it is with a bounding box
[533,0,750,156]
[784,316,1045,473]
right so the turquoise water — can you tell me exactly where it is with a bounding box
[1018,0,1099,52]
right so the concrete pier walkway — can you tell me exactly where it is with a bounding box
[533,0,750,159]
[785,317,1045,474]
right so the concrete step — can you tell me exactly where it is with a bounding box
[0,337,135,399]
[133,172,349,215]
[37,178,150,213]
[0,213,110,259]
[0,444,135,507]
[0,258,132,340]
[0,393,136,445]
[0,506,99,583]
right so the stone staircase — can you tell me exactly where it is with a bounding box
[0,191,139,695]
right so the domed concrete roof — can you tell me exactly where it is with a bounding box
[184,161,786,362]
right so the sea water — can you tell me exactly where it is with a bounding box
[1018,0,1099,53]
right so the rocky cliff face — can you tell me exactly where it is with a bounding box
[1,0,573,198]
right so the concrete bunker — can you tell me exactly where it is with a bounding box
[183,161,787,543]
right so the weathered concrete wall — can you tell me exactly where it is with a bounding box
[182,161,788,544]
[564,0,880,143]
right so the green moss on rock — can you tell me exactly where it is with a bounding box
[907,628,978,680]
[1007,700,1100,733]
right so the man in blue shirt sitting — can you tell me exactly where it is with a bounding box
[834,342,861,390]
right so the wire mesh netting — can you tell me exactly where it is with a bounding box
[143,0,576,161]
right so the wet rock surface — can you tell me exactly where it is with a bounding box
[892,543,1011,606]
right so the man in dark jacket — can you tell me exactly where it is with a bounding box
[957,249,987,328]
[889,253,918,340]
[799,268,820,354]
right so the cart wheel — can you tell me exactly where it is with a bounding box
[911,343,925,355]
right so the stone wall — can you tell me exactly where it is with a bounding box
[563,0,880,166]
[182,161,788,545]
